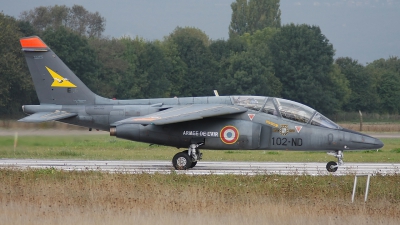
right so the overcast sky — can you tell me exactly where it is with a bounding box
[2,0,399,64]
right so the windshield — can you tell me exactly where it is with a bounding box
[310,112,341,129]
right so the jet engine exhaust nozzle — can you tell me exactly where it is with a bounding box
[110,127,116,136]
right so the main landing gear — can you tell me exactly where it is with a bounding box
[172,142,204,170]
[326,150,344,172]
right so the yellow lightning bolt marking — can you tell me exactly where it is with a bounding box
[45,66,77,88]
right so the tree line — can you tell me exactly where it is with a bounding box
[1,1,399,118]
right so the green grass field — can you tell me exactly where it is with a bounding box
[0,134,399,163]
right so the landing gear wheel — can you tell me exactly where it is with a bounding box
[190,161,197,168]
[326,150,344,172]
[326,161,338,172]
[180,150,197,168]
[172,152,192,170]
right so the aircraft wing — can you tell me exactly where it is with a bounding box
[18,111,77,123]
[113,104,247,125]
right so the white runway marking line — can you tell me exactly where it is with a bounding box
[1,159,400,176]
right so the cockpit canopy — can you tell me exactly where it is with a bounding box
[231,96,340,129]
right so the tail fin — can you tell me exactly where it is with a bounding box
[20,36,98,105]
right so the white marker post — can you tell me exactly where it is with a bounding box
[14,132,18,154]
[352,174,372,203]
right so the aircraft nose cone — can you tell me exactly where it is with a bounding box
[341,128,384,150]
[359,134,384,149]
[363,134,384,149]
[374,138,384,149]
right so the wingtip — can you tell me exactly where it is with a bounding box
[20,36,48,48]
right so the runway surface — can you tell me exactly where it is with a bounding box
[1,159,399,176]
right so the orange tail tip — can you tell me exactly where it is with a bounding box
[20,36,47,48]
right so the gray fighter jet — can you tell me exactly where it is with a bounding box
[19,36,384,172]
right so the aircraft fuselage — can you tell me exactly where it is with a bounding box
[22,95,382,152]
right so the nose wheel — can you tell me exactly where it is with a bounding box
[326,150,344,172]
[326,161,338,172]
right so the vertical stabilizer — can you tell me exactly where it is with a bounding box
[20,36,98,105]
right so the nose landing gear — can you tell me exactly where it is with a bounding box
[326,150,344,172]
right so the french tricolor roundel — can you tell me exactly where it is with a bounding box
[220,126,239,144]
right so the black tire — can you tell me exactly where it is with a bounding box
[172,152,192,170]
[326,161,338,172]
[181,150,198,168]
[190,161,197,168]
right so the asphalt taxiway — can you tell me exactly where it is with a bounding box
[1,159,399,176]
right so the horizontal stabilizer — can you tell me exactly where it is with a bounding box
[112,104,247,126]
[18,111,77,123]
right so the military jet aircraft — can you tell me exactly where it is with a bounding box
[19,36,384,172]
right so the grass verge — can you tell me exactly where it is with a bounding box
[0,169,399,225]
[0,134,399,162]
